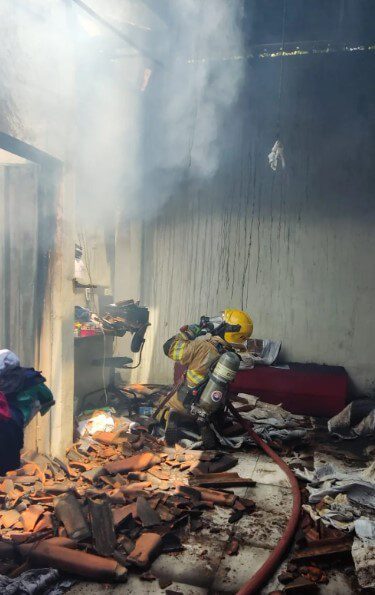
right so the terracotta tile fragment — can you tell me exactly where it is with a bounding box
[127,472,147,481]
[105,453,161,475]
[54,492,91,541]
[147,466,170,481]
[21,505,45,532]
[140,571,157,581]
[136,496,161,527]
[120,482,152,494]
[112,503,137,526]
[33,511,54,532]
[1,509,21,528]
[0,479,14,494]
[19,541,128,582]
[127,532,163,568]
[189,472,255,488]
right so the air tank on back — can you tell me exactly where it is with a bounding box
[198,351,241,415]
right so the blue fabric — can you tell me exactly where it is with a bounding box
[0,367,45,396]
[9,403,24,428]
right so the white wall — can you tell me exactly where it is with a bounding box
[132,53,375,396]
[137,193,375,395]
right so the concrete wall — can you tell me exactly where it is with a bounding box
[0,0,75,158]
[0,0,76,455]
[136,52,375,396]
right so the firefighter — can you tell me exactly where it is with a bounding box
[161,309,253,448]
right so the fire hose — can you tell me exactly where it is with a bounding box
[152,345,301,594]
[154,382,301,593]
[227,401,301,595]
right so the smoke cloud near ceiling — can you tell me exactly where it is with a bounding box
[74,0,246,224]
[137,0,246,219]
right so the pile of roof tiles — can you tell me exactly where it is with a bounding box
[0,421,256,583]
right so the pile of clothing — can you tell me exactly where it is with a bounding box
[0,349,54,475]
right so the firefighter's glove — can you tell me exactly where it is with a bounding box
[180,324,202,340]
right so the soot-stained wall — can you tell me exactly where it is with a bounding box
[0,0,76,455]
[138,52,375,395]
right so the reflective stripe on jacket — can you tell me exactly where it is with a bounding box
[163,333,229,389]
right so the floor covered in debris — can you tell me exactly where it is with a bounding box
[66,443,369,594]
[66,449,291,594]
[1,393,374,594]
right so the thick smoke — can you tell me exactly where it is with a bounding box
[74,0,245,223]
[1,0,245,228]
[135,0,246,219]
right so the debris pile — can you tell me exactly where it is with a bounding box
[270,506,353,593]
[0,421,256,584]
[294,456,375,590]
[270,447,375,594]
[328,398,375,440]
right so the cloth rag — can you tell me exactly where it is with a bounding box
[0,349,20,374]
[0,367,45,396]
[268,140,286,171]
[14,383,55,425]
[0,416,24,475]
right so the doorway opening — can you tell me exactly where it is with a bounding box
[0,149,40,365]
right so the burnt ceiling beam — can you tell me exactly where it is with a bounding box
[70,0,163,67]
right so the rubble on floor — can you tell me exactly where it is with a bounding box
[177,393,313,450]
[233,394,311,444]
[1,393,374,593]
[328,398,375,440]
[265,433,375,594]
[0,568,75,595]
[352,535,375,589]
[0,418,256,586]
[293,448,375,590]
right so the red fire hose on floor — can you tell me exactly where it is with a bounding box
[227,402,301,595]
[153,372,301,593]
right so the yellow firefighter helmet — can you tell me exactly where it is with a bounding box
[223,309,253,345]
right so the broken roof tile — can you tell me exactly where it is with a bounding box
[127,532,163,568]
[21,504,44,532]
